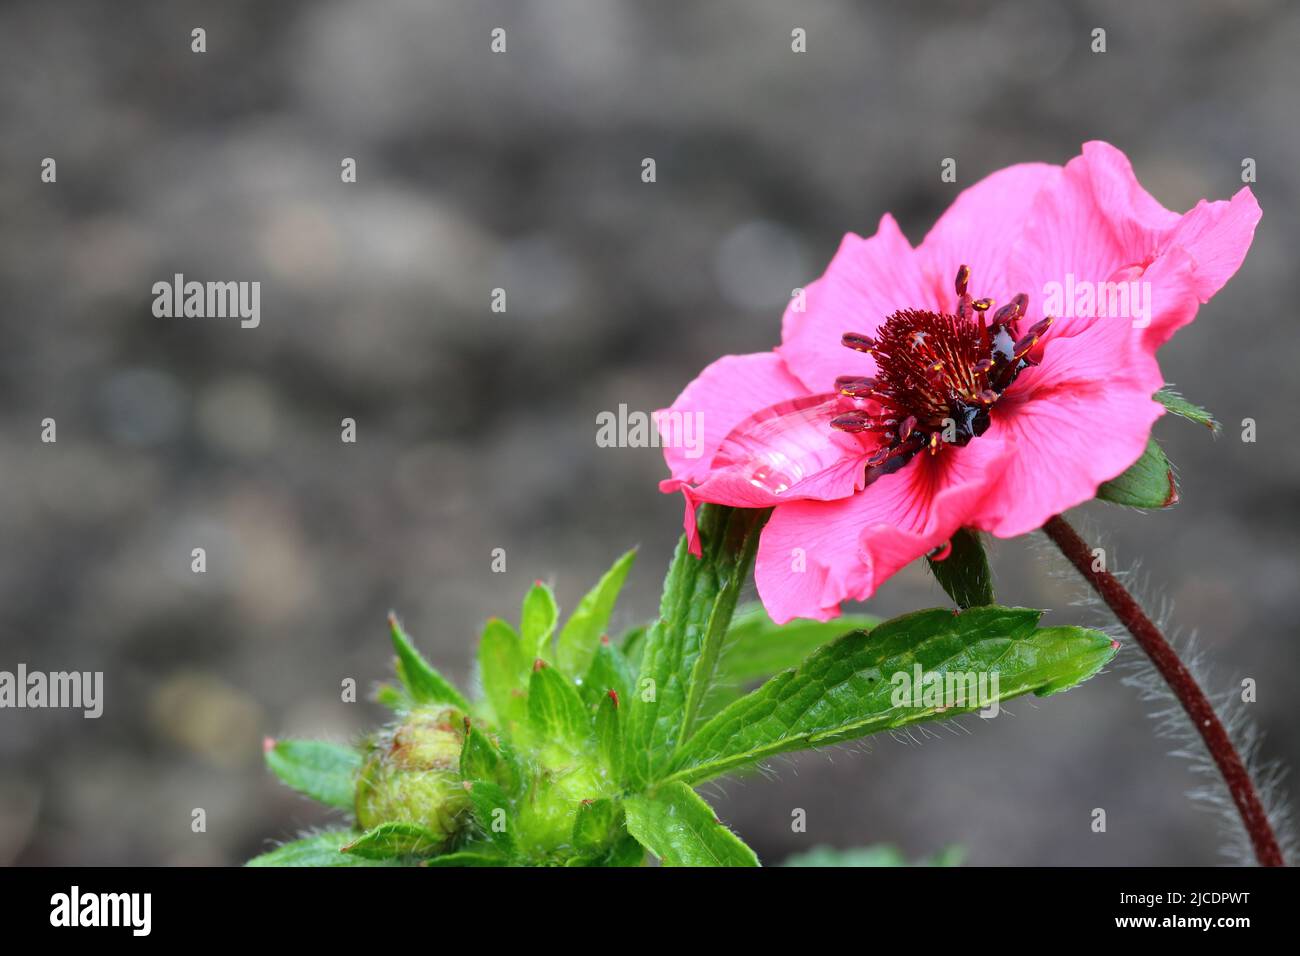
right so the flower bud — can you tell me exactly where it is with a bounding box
[354,706,471,849]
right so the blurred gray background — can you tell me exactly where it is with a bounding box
[1,0,1296,866]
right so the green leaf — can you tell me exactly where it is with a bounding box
[1155,386,1218,433]
[464,780,516,857]
[478,617,528,730]
[580,638,634,708]
[423,850,506,867]
[594,690,624,782]
[624,782,759,867]
[783,844,963,867]
[1097,438,1179,508]
[341,821,445,860]
[520,582,560,660]
[697,607,882,724]
[623,506,768,788]
[719,605,881,685]
[556,549,637,677]
[925,528,994,609]
[668,606,1117,787]
[527,663,592,750]
[246,830,401,867]
[388,613,470,710]
[264,739,361,811]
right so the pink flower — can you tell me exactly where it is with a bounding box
[658,142,1260,624]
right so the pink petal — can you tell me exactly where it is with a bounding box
[754,436,1012,624]
[968,312,1167,539]
[704,393,874,496]
[1007,141,1259,345]
[1164,186,1261,301]
[777,215,937,394]
[661,393,876,555]
[1131,246,1200,352]
[657,351,809,486]
[916,162,1059,306]
[657,355,877,554]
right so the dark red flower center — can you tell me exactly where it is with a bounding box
[831,265,1051,472]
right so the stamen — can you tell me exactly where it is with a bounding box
[830,410,874,433]
[835,375,877,397]
[841,332,877,352]
[1012,317,1053,359]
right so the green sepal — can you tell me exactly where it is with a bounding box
[571,797,625,855]
[388,613,470,710]
[460,720,523,795]
[520,581,560,661]
[602,833,648,867]
[925,528,995,609]
[373,682,412,713]
[565,833,645,867]
[1097,437,1179,508]
[478,617,528,730]
[463,780,516,857]
[246,830,402,867]
[423,849,507,867]
[580,637,634,708]
[594,690,624,783]
[556,549,637,677]
[1155,386,1218,433]
[526,662,592,751]
[619,624,648,672]
[341,821,445,860]
[264,739,361,811]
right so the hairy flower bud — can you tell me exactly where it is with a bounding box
[354,706,471,849]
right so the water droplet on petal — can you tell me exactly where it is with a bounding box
[711,394,867,496]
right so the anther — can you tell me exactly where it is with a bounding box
[841,332,877,352]
[830,411,874,433]
[1012,317,1053,357]
[954,265,970,297]
[836,376,878,398]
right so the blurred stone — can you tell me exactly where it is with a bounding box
[149,674,263,769]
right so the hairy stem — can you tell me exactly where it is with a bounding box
[1042,514,1284,867]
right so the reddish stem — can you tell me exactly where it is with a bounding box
[1042,514,1284,867]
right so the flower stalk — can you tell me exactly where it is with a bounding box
[1041,514,1284,867]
